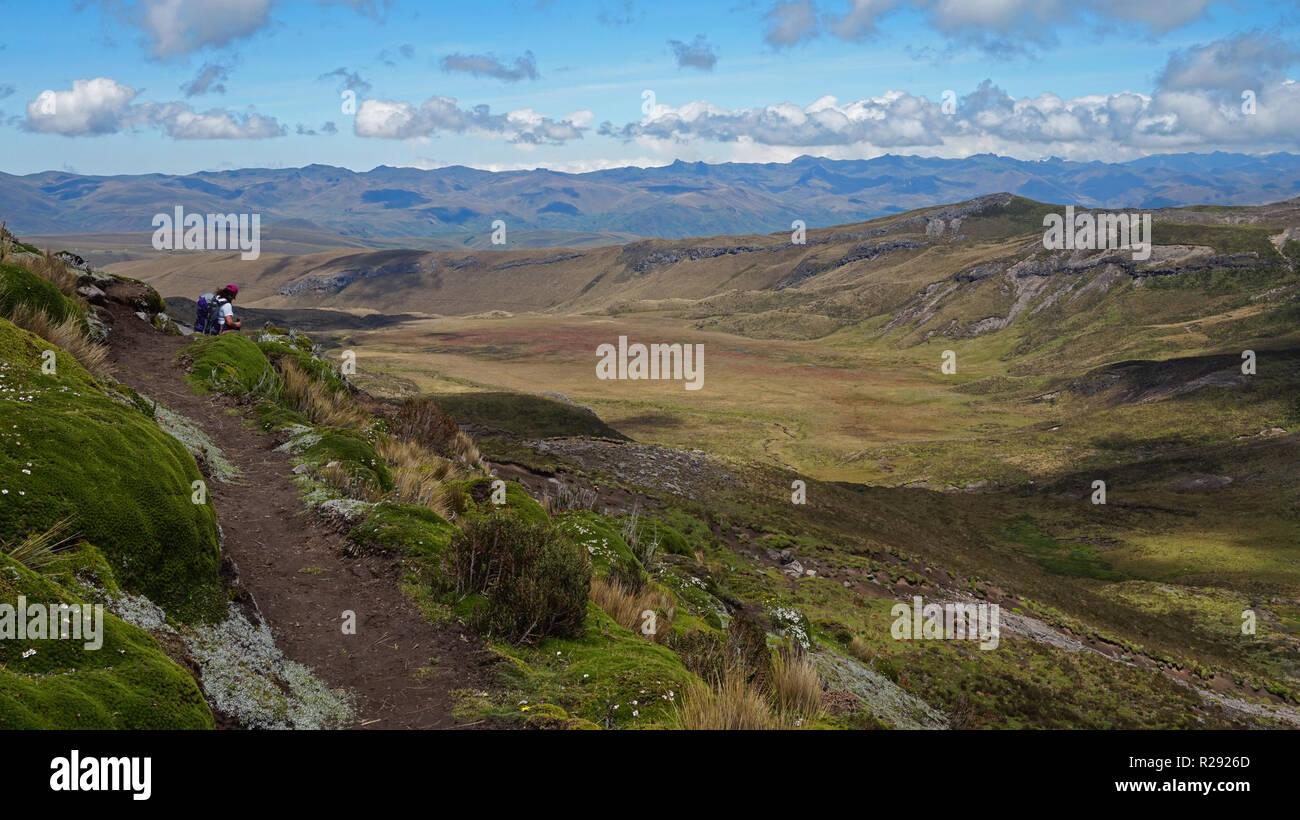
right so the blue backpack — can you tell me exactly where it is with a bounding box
[194,293,225,335]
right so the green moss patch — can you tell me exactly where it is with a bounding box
[349,501,456,562]
[0,554,214,729]
[0,319,225,623]
[451,476,548,525]
[554,510,638,574]
[182,333,282,398]
[472,603,700,729]
[304,430,392,494]
[0,262,85,327]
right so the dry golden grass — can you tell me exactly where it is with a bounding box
[12,250,79,298]
[673,672,784,730]
[317,461,384,502]
[278,358,369,427]
[770,647,824,725]
[376,435,462,518]
[590,575,675,642]
[452,429,487,472]
[2,299,113,381]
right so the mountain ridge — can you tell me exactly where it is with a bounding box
[7,152,1300,246]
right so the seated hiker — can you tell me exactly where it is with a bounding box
[215,284,241,332]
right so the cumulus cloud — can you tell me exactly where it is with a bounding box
[140,102,285,138]
[669,35,717,70]
[440,51,539,82]
[598,75,1300,160]
[22,77,285,139]
[354,95,584,143]
[181,60,233,96]
[23,78,140,136]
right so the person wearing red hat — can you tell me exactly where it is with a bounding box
[215,284,241,333]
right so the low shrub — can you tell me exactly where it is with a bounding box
[449,513,590,644]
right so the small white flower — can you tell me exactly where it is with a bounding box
[22,648,36,658]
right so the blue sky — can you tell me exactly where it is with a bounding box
[2,0,1299,175]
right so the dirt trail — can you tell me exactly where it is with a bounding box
[102,290,493,729]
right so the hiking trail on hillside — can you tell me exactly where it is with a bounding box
[102,288,493,729]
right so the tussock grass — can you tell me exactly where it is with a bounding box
[317,461,384,502]
[376,435,462,519]
[541,481,598,515]
[2,297,112,380]
[2,517,78,571]
[391,396,487,472]
[673,672,782,730]
[11,249,79,298]
[278,358,369,428]
[590,575,675,642]
[672,636,824,729]
[770,647,824,725]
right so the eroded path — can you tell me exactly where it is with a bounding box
[103,289,492,729]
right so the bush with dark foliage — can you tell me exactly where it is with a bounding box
[450,513,591,644]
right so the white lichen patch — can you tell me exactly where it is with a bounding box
[145,397,240,483]
[186,603,355,730]
[276,424,322,455]
[107,589,171,633]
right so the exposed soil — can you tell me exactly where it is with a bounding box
[101,287,496,729]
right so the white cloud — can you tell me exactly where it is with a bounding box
[599,76,1300,160]
[354,95,585,144]
[22,77,285,139]
[23,78,138,136]
[137,103,286,139]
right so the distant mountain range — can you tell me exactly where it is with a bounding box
[5,152,1300,248]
